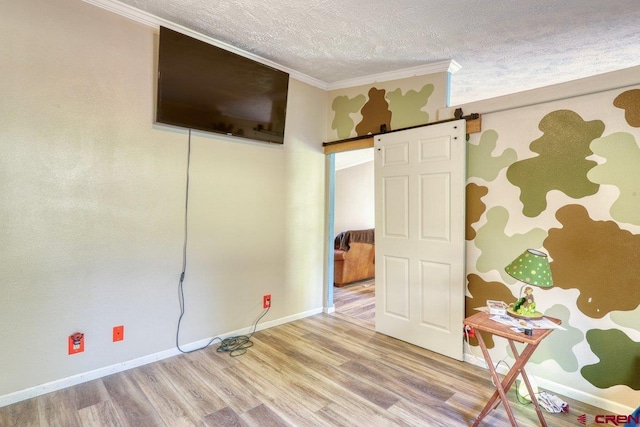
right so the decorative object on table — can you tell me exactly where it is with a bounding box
[487,300,508,315]
[504,249,554,319]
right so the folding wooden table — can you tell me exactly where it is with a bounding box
[463,311,561,426]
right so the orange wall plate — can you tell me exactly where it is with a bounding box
[68,333,84,355]
[113,325,124,342]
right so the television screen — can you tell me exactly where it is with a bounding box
[156,27,289,144]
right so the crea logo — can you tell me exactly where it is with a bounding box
[578,413,640,425]
[577,413,592,425]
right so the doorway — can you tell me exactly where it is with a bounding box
[330,148,375,329]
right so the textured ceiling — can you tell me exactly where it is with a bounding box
[115,0,640,105]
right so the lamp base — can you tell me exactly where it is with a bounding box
[507,308,543,319]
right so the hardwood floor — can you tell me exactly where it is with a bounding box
[0,312,613,426]
[331,279,375,330]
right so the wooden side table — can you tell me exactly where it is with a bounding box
[463,311,561,426]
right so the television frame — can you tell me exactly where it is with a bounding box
[156,26,289,144]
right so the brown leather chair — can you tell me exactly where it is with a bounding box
[333,242,375,287]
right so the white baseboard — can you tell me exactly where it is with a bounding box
[463,353,634,416]
[0,306,324,408]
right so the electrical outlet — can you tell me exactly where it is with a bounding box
[464,325,475,339]
[68,332,84,355]
[263,294,271,309]
[113,325,124,342]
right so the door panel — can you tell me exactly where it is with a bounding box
[420,260,450,329]
[382,176,409,238]
[383,255,410,318]
[420,173,450,241]
[375,120,466,361]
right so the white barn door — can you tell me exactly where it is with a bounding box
[374,120,466,361]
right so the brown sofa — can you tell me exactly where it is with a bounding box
[333,229,375,287]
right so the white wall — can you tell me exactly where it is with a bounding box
[0,0,327,401]
[334,158,375,234]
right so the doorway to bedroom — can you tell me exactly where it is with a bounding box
[330,148,375,330]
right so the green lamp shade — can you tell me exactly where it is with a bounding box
[504,249,554,288]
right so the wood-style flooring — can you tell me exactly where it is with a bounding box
[1,307,613,426]
[331,279,375,331]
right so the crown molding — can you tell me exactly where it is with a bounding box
[83,0,159,27]
[326,60,461,91]
[81,0,328,89]
[82,0,459,92]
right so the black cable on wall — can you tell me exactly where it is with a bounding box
[174,129,269,357]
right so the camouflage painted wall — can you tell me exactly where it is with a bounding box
[327,73,448,142]
[465,85,640,410]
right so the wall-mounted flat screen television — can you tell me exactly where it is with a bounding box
[156,26,289,144]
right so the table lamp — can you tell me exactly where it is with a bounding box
[504,249,554,318]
